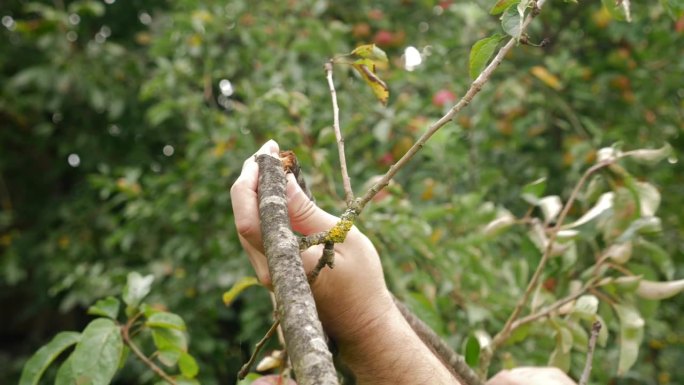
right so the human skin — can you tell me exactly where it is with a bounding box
[231,140,577,385]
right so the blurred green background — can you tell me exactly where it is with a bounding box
[1,0,683,384]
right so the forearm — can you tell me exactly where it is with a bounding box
[337,294,459,385]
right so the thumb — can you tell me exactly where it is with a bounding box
[285,173,339,235]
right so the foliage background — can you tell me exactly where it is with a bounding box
[1,0,683,384]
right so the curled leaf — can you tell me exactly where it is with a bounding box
[223,276,260,306]
[351,44,389,63]
[635,279,684,300]
[352,61,389,105]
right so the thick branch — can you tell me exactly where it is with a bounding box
[393,295,482,385]
[256,154,338,385]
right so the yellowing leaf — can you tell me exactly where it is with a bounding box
[531,66,563,90]
[351,44,388,63]
[352,62,389,105]
[222,276,260,306]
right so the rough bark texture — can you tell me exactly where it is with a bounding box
[256,154,339,385]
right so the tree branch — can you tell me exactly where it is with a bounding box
[479,158,614,376]
[255,154,338,385]
[325,61,354,205]
[352,1,546,214]
[393,295,483,385]
[579,321,602,385]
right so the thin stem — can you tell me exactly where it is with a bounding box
[353,2,544,214]
[325,61,354,205]
[510,277,600,330]
[579,321,602,385]
[238,318,282,379]
[121,314,177,385]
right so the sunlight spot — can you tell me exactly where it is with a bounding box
[68,14,80,25]
[2,15,15,30]
[163,145,174,157]
[68,153,81,167]
[403,46,422,72]
[139,12,152,25]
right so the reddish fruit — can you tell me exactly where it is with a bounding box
[432,89,457,107]
[352,22,371,38]
[373,30,394,46]
[368,9,384,20]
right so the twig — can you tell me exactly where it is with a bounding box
[238,318,282,379]
[351,1,545,215]
[325,61,354,205]
[121,314,177,385]
[255,154,338,385]
[307,241,335,283]
[479,159,614,375]
[510,277,600,330]
[579,321,602,385]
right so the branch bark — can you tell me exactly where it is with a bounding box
[256,154,338,385]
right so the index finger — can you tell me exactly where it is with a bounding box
[231,140,280,246]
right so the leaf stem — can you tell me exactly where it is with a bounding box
[121,314,177,385]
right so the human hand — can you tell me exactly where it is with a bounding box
[486,367,577,385]
[230,140,394,344]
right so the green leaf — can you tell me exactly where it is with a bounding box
[123,272,155,308]
[223,276,260,306]
[564,192,613,229]
[88,296,121,320]
[70,318,124,385]
[179,352,199,378]
[521,177,547,205]
[616,217,662,243]
[157,348,181,367]
[548,345,570,372]
[613,303,644,375]
[469,34,504,80]
[538,196,562,223]
[501,4,523,39]
[152,327,188,352]
[146,312,187,331]
[19,331,81,385]
[604,242,633,264]
[635,279,684,300]
[634,182,660,217]
[463,334,480,367]
[566,319,589,352]
[572,295,599,319]
[54,356,76,385]
[490,0,518,15]
[601,0,626,21]
[624,144,673,165]
[634,239,674,280]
